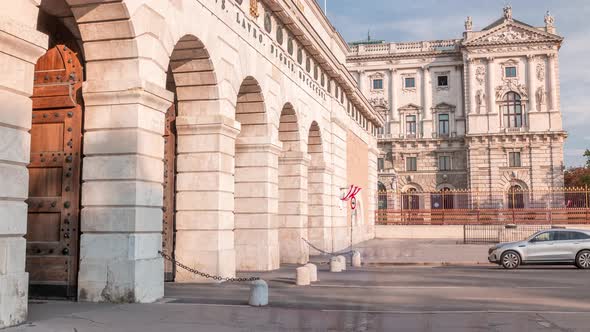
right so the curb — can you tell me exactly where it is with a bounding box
[365,261,494,267]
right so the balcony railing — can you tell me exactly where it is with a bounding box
[349,39,462,56]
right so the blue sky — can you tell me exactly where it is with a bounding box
[319,0,590,167]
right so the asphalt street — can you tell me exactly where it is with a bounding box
[9,264,590,332]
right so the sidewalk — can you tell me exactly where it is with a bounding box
[345,238,491,265]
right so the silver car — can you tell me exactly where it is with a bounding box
[488,229,590,269]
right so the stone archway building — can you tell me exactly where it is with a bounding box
[0,0,382,327]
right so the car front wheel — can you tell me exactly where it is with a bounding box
[501,251,521,269]
[575,250,590,269]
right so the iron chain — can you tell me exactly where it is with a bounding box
[158,251,260,282]
[300,237,354,257]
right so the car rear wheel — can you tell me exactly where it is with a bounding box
[575,250,590,269]
[501,251,521,269]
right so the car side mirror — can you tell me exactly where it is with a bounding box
[529,238,537,243]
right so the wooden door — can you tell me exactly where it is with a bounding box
[162,104,177,281]
[27,44,83,298]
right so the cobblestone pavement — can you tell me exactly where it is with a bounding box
[8,264,590,332]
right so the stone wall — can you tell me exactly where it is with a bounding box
[0,0,381,328]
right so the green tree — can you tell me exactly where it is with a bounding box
[585,149,590,168]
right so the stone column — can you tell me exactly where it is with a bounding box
[527,55,537,112]
[0,12,47,328]
[234,139,281,271]
[308,164,333,254]
[174,115,240,282]
[487,57,496,114]
[278,152,310,264]
[79,80,172,302]
[547,53,558,112]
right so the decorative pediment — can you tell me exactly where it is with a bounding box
[465,21,563,47]
[432,103,456,112]
[368,71,385,79]
[398,103,422,112]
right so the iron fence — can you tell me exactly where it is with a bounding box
[376,188,590,225]
[463,224,550,244]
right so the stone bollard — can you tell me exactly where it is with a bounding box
[337,255,347,271]
[296,266,311,286]
[352,251,362,267]
[330,256,342,272]
[305,263,318,282]
[248,280,268,307]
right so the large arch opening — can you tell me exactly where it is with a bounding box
[277,104,308,264]
[234,77,279,271]
[25,4,85,299]
[165,35,232,282]
[307,121,330,254]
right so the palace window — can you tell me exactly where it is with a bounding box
[406,115,417,136]
[437,75,448,87]
[505,66,517,78]
[373,79,383,90]
[404,77,416,88]
[509,152,522,167]
[406,157,417,172]
[438,114,449,136]
[439,156,451,171]
[378,158,385,171]
[502,92,524,128]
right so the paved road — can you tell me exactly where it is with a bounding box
[9,265,590,332]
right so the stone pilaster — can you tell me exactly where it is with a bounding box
[278,152,310,264]
[467,58,476,115]
[308,164,333,254]
[486,57,496,114]
[234,139,281,271]
[78,80,173,302]
[174,115,240,282]
[390,69,398,124]
[422,66,432,124]
[0,14,47,328]
[547,53,558,112]
[455,66,465,118]
[526,55,537,113]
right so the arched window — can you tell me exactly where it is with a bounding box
[403,188,420,210]
[502,92,524,128]
[507,185,525,209]
[431,187,454,210]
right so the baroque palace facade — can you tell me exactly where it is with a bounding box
[0,0,382,327]
[348,6,567,207]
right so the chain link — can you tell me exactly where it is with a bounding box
[159,251,260,282]
[300,238,354,257]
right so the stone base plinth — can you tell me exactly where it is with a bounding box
[77,234,164,303]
